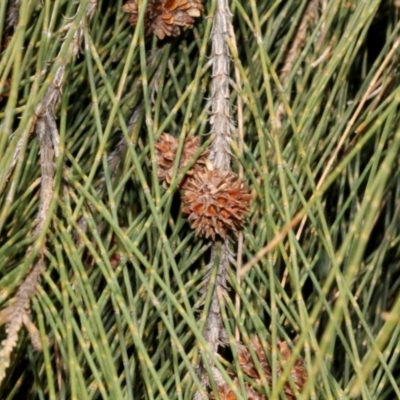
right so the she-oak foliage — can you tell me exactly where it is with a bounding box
[0,0,400,399]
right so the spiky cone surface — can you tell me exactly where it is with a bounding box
[155,133,208,188]
[213,337,307,399]
[122,0,203,40]
[181,166,251,240]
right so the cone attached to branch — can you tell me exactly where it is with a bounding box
[122,0,203,40]
[155,133,208,188]
[181,164,251,240]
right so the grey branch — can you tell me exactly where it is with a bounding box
[0,0,98,384]
[195,240,233,400]
[3,0,97,186]
[5,0,21,32]
[195,0,235,397]
[208,0,234,172]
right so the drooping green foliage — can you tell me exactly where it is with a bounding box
[0,0,400,399]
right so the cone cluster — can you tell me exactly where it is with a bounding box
[155,134,251,240]
[122,0,203,40]
[215,337,307,399]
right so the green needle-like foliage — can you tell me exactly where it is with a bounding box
[0,0,400,399]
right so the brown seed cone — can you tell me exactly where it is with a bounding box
[181,166,251,240]
[211,337,307,399]
[155,133,208,188]
[1,35,11,51]
[122,0,203,40]
[0,78,11,102]
[214,378,266,400]
[234,337,307,399]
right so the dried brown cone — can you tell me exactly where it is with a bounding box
[155,133,208,188]
[224,337,307,400]
[0,78,11,102]
[181,165,251,240]
[0,78,11,101]
[214,378,265,400]
[1,35,11,51]
[214,337,307,400]
[122,0,203,40]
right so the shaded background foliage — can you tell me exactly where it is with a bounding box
[0,0,400,399]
